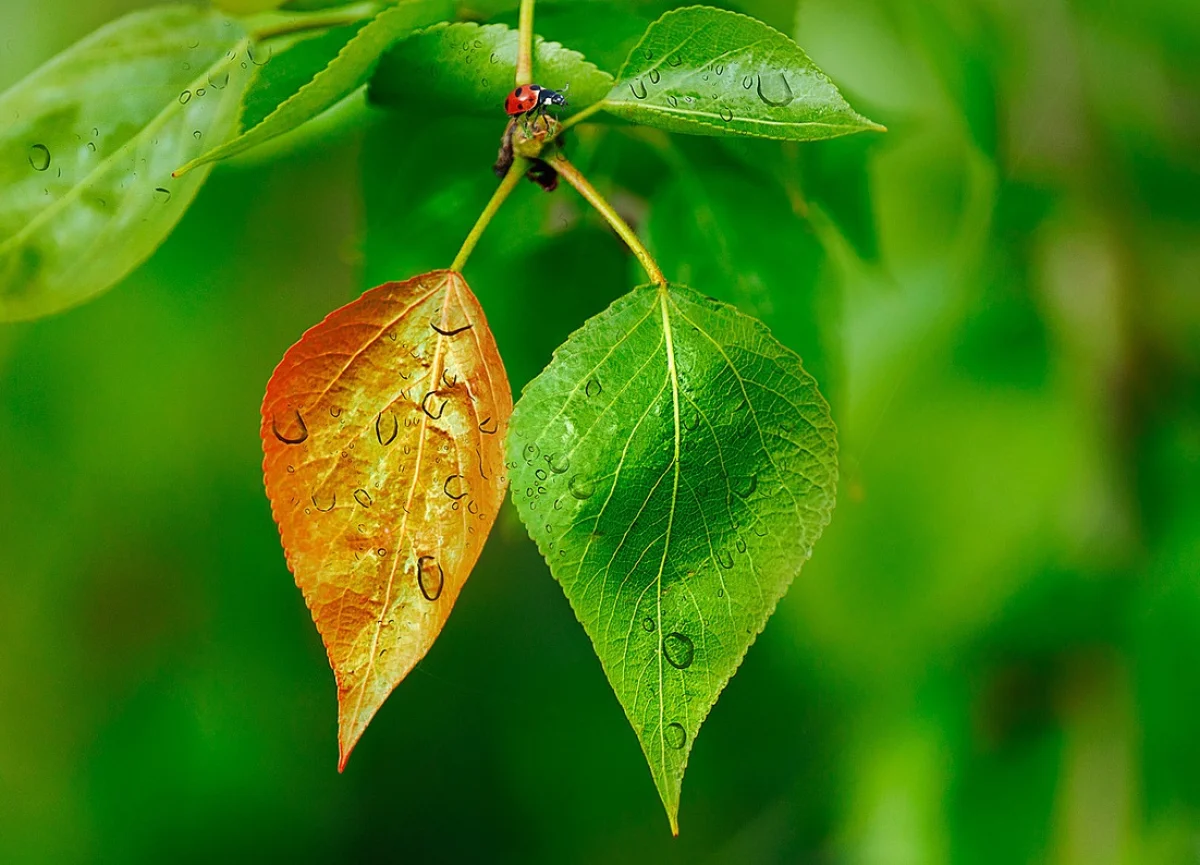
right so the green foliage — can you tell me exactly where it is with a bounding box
[602,7,883,141]
[506,283,836,829]
[370,21,612,116]
[177,0,454,174]
[0,7,253,320]
[4,0,1199,858]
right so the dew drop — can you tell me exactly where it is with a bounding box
[719,107,734,123]
[733,475,758,498]
[86,142,96,152]
[717,587,725,598]
[644,48,655,60]
[179,90,192,104]
[716,549,734,569]
[663,631,695,669]
[648,68,660,85]
[585,379,603,398]
[547,453,570,474]
[684,409,700,431]
[629,80,648,99]
[756,72,795,107]
[522,442,541,462]
[568,475,595,500]
[444,474,467,500]
[196,87,206,97]
[714,63,725,75]
[271,409,309,444]
[153,187,171,203]
[742,75,754,90]
[667,55,682,67]
[665,722,687,749]
[735,536,746,553]
[642,617,656,633]
[28,144,50,171]
[209,70,230,90]
[417,555,444,601]
[182,61,191,71]
[193,130,202,140]
[248,44,271,66]
[353,488,373,508]
[286,465,295,473]
[377,547,388,557]
[535,468,547,481]
[666,95,679,108]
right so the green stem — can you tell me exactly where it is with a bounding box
[515,0,536,86]
[250,3,382,42]
[548,154,666,286]
[451,159,528,272]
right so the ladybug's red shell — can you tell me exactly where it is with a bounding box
[505,84,542,116]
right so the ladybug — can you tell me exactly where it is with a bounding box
[504,83,568,119]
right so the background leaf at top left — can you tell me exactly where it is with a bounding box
[0,7,254,322]
[175,0,454,176]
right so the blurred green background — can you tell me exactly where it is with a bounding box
[2,0,1199,861]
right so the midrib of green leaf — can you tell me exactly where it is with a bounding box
[654,286,683,810]
[0,38,250,259]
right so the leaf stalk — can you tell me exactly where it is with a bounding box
[515,0,536,86]
[450,159,528,272]
[548,154,666,287]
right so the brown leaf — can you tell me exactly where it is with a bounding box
[261,270,511,768]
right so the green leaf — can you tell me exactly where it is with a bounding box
[369,22,613,117]
[506,283,838,832]
[0,7,254,321]
[175,0,452,175]
[602,6,883,141]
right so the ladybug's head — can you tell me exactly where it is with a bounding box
[540,86,569,108]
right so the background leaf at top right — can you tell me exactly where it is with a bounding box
[602,6,884,142]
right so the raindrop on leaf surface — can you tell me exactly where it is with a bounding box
[28,144,50,171]
[417,556,444,601]
[665,723,687,749]
[663,632,695,669]
[568,475,595,500]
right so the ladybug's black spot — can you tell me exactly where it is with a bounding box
[528,84,542,92]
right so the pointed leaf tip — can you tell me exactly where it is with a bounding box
[262,269,512,767]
